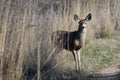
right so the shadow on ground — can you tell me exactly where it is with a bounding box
[88,64,120,80]
[24,68,120,80]
[88,72,120,80]
[24,66,120,80]
[25,65,87,80]
[24,63,120,80]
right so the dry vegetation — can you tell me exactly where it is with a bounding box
[0,0,120,80]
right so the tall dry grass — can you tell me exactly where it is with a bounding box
[0,0,120,80]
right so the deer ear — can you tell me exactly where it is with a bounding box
[74,14,80,22]
[85,13,92,21]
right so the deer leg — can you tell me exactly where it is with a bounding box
[76,50,81,71]
[72,50,79,70]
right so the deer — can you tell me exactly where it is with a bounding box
[51,13,92,71]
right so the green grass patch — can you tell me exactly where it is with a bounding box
[81,41,118,73]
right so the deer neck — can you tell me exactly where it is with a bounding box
[78,25,86,44]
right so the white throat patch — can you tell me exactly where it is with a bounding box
[82,23,86,27]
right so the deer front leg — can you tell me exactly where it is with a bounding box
[76,50,81,71]
[72,50,79,71]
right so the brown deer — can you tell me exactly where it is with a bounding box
[52,13,92,71]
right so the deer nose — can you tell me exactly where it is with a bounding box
[82,26,85,28]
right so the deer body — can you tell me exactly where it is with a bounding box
[52,13,92,71]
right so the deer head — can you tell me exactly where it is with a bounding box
[74,13,92,31]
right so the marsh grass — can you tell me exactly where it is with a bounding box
[82,38,120,73]
[96,25,115,39]
[0,0,120,80]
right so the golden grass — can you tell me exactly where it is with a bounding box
[0,0,120,80]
